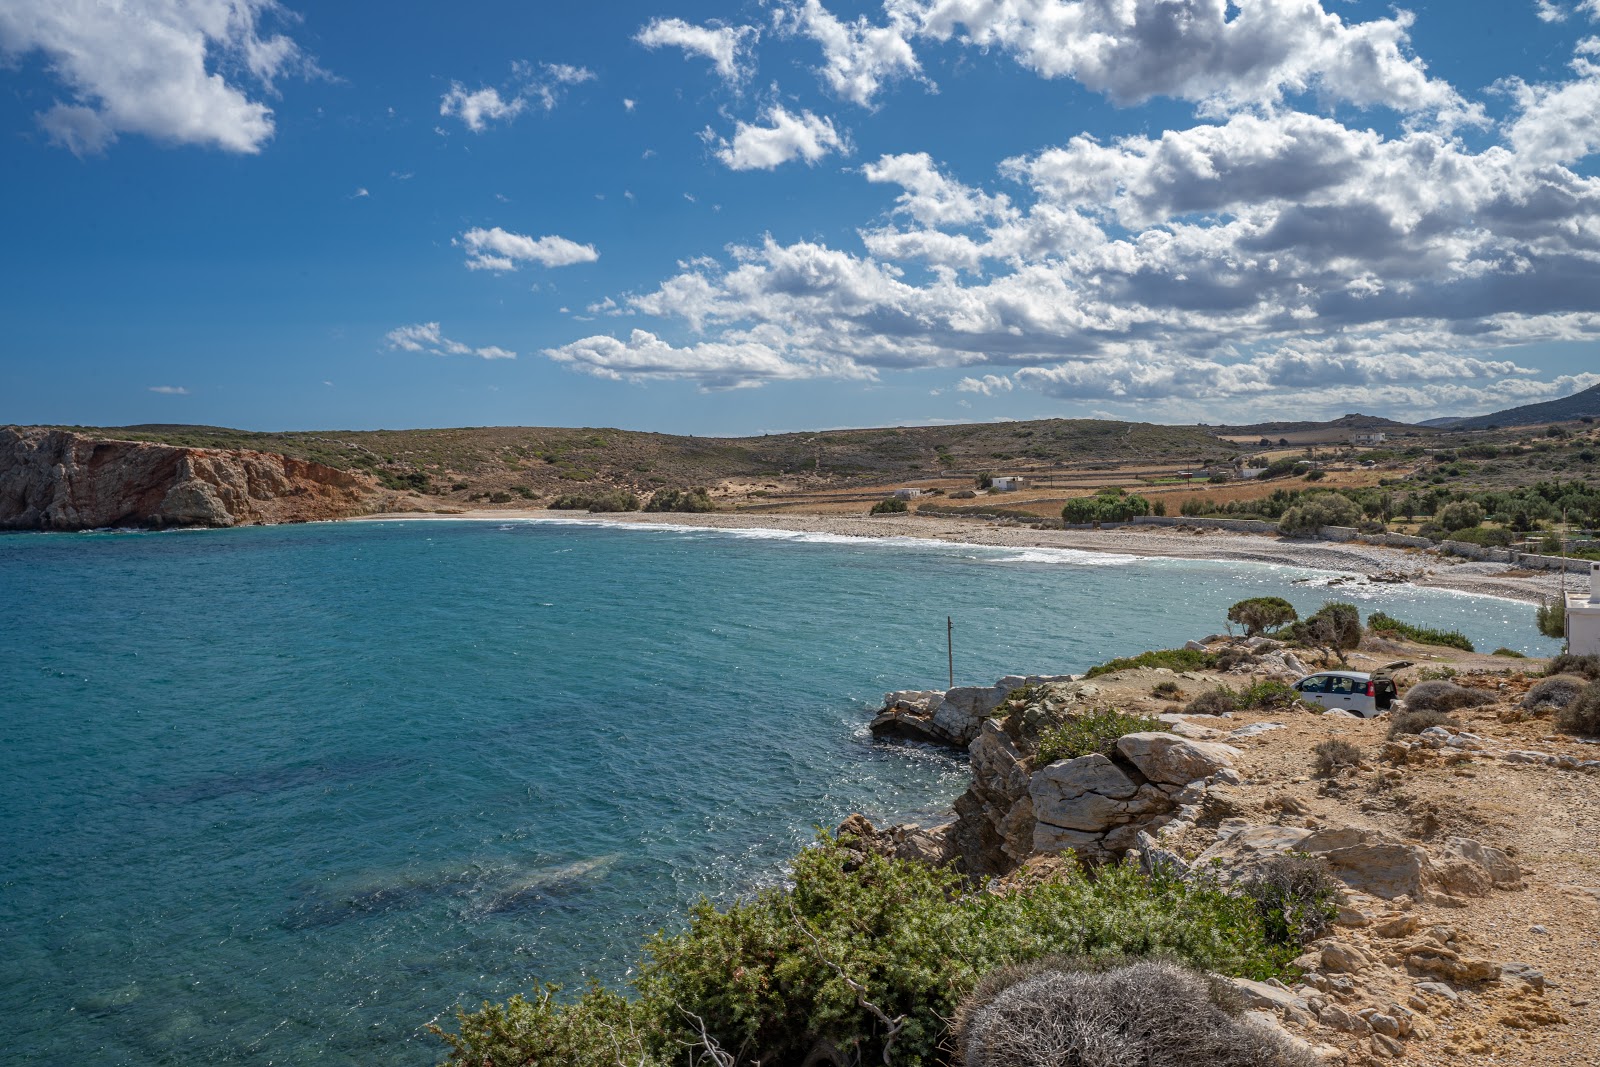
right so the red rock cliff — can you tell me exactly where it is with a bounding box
[0,428,381,530]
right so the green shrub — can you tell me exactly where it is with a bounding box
[1491,648,1527,658]
[1151,680,1184,699]
[870,496,909,514]
[1286,602,1362,664]
[1313,739,1361,776]
[1035,710,1164,764]
[1555,682,1600,736]
[1365,611,1475,652]
[1438,500,1486,530]
[435,841,1303,1066]
[1547,653,1600,680]
[1226,597,1298,637]
[1446,526,1514,547]
[1185,688,1238,716]
[1277,495,1361,535]
[548,489,641,512]
[644,487,715,512]
[1061,491,1152,524]
[1239,853,1340,948]
[1084,648,1216,678]
[1536,600,1567,639]
[1236,679,1308,711]
[434,986,664,1067]
[487,491,514,504]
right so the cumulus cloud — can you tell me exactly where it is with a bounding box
[883,0,1464,117]
[148,385,190,395]
[439,61,595,131]
[457,227,599,271]
[775,0,925,107]
[544,328,871,389]
[1503,40,1600,164]
[711,104,848,170]
[0,0,310,154]
[635,17,758,83]
[956,374,1013,396]
[386,322,516,359]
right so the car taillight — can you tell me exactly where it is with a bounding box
[1366,681,1375,697]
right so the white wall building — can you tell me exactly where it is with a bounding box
[1567,562,1600,656]
[1350,432,1388,446]
[990,476,1026,491]
[892,487,924,500]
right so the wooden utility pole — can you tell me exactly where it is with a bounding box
[947,616,954,688]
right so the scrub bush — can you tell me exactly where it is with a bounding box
[439,842,1303,1066]
[953,958,1316,1067]
[1522,675,1588,713]
[1365,612,1474,652]
[1547,653,1600,681]
[1185,688,1238,716]
[1240,854,1340,948]
[1403,681,1495,713]
[1387,708,1460,739]
[1084,648,1217,678]
[1227,597,1298,637]
[644,487,715,512]
[1556,683,1600,736]
[1034,710,1164,765]
[1313,739,1362,776]
[870,496,909,514]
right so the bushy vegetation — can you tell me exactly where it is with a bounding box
[1226,597,1298,636]
[1403,680,1495,713]
[1313,739,1362,776]
[1522,675,1588,713]
[1061,487,1154,524]
[1185,688,1236,716]
[548,489,642,512]
[1239,854,1340,947]
[1236,679,1309,711]
[1084,648,1216,678]
[644,486,715,512]
[1151,680,1185,700]
[1276,494,1361,536]
[438,841,1306,1066]
[953,958,1317,1067]
[1365,611,1475,652]
[1285,602,1362,664]
[1548,653,1600,681]
[1437,500,1486,531]
[870,496,910,514]
[1536,599,1568,639]
[1556,682,1600,736]
[1387,708,1460,738]
[1034,710,1164,764]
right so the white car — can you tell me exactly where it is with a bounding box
[1292,668,1402,717]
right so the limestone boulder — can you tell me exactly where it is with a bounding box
[1116,732,1239,785]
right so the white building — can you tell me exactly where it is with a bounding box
[1350,432,1388,446]
[990,475,1027,492]
[892,487,924,500]
[1566,562,1600,656]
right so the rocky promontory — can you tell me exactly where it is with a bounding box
[0,427,381,531]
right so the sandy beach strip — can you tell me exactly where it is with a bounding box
[355,507,1579,606]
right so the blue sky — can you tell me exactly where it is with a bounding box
[3,0,1599,435]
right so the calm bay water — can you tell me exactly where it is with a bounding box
[0,518,1559,1064]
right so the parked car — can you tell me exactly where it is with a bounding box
[1292,666,1403,717]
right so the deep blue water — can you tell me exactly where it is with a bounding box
[0,518,1559,1065]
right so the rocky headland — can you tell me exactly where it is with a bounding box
[0,427,382,531]
[851,633,1600,1066]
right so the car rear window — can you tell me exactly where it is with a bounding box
[1299,677,1329,693]
[1328,676,1358,694]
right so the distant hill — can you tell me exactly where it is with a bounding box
[1428,384,1600,430]
[31,418,1240,497]
[1214,413,1417,435]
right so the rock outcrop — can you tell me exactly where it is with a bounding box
[0,428,380,530]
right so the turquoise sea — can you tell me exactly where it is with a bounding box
[0,518,1560,1064]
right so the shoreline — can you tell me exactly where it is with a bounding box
[354,507,1578,606]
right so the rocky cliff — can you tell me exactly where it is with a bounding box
[0,427,381,530]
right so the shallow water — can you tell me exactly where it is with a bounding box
[0,519,1559,1064]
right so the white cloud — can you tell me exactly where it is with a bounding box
[148,385,190,395]
[439,85,526,132]
[711,104,848,170]
[884,0,1465,116]
[863,152,1011,227]
[385,322,516,360]
[0,0,309,154]
[956,374,1013,396]
[624,97,637,111]
[544,328,871,389]
[457,227,599,271]
[439,61,594,131]
[1537,0,1568,22]
[1503,41,1600,164]
[634,18,758,84]
[776,0,925,107]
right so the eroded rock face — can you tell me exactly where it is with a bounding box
[1116,732,1241,785]
[0,428,378,530]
